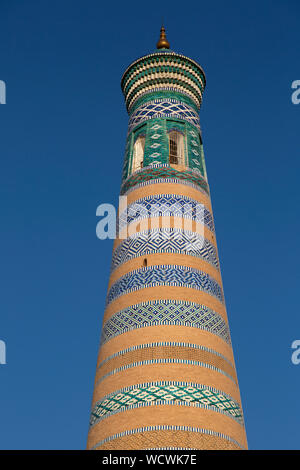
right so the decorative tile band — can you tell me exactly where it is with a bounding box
[121,51,206,87]
[122,57,205,99]
[121,52,206,111]
[96,359,236,387]
[118,193,214,234]
[120,164,209,195]
[128,98,201,133]
[122,177,209,198]
[91,425,245,450]
[98,342,234,370]
[124,74,203,112]
[111,228,219,273]
[89,381,243,427]
[131,91,198,115]
[105,265,224,307]
[100,300,230,345]
[96,342,237,386]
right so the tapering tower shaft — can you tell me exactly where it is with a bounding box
[87,30,247,450]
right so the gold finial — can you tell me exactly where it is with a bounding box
[156,25,170,49]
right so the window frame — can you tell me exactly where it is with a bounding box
[131,133,146,173]
[168,128,185,166]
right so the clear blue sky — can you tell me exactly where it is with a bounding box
[0,0,299,450]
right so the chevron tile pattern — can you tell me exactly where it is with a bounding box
[100,300,230,345]
[105,265,224,306]
[90,381,243,427]
[128,99,201,133]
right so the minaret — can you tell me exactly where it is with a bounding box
[87,27,247,450]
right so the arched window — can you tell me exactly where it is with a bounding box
[132,135,145,172]
[169,130,184,165]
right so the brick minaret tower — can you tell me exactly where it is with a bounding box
[87,27,247,450]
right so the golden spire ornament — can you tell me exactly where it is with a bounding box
[156,25,170,49]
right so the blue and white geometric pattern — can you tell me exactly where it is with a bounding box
[100,300,230,345]
[118,194,214,234]
[105,265,224,306]
[89,381,243,427]
[111,228,219,272]
[128,99,201,134]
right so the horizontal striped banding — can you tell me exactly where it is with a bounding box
[120,164,209,195]
[90,381,244,428]
[121,51,205,112]
[87,404,247,449]
[122,177,209,199]
[95,342,237,385]
[121,179,212,214]
[111,228,219,273]
[91,425,245,450]
[87,45,248,451]
[118,193,214,235]
[105,264,224,307]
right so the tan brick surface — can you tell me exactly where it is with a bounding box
[108,253,222,289]
[95,344,237,385]
[94,429,243,450]
[97,325,234,365]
